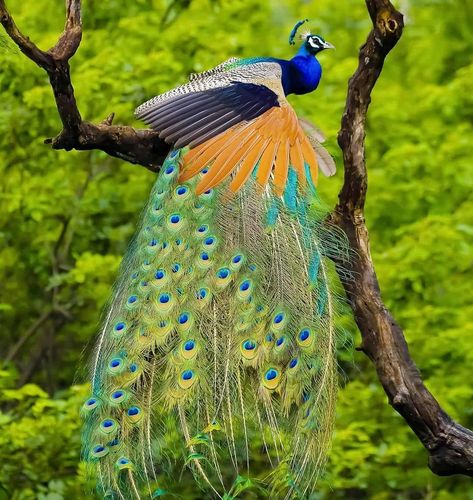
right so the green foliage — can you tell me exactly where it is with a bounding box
[0,0,472,498]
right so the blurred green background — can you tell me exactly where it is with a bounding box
[0,0,472,498]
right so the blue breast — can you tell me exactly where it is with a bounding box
[278,49,322,96]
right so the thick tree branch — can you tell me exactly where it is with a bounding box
[2,0,472,479]
[331,0,473,477]
[0,0,169,170]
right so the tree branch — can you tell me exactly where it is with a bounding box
[331,0,473,477]
[0,0,170,170]
[2,0,472,479]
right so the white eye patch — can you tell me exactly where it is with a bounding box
[308,37,320,48]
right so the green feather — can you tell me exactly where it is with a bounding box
[82,149,349,498]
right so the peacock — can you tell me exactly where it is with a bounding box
[82,20,348,499]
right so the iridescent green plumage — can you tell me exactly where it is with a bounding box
[82,149,347,498]
[83,23,343,497]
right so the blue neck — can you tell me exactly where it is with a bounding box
[280,45,322,96]
[295,44,313,58]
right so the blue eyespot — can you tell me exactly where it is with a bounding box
[172,263,181,273]
[265,369,278,381]
[110,359,121,368]
[114,322,125,332]
[102,419,114,428]
[131,272,139,279]
[265,333,274,342]
[149,239,158,247]
[249,264,257,271]
[201,252,209,261]
[217,268,230,279]
[159,294,170,304]
[232,255,242,264]
[155,270,165,280]
[299,329,310,341]
[176,186,187,195]
[197,225,207,233]
[276,336,285,347]
[127,406,140,417]
[165,166,174,174]
[202,168,209,174]
[204,237,215,246]
[178,313,189,324]
[118,457,130,465]
[196,288,207,299]
[274,314,284,324]
[127,295,137,304]
[182,370,193,381]
[184,340,195,351]
[93,445,105,453]
[112,390,124,400]
[170,214,180,224]
[204,189,212,195]
[243,340,256,351]
[240,280,250,291]
[86,398,97,407]
[129,363,138,373]
[289,358,298,369]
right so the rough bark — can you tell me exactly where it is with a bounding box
[1,0,472,477]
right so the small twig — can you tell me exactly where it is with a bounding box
[4,310,53,363]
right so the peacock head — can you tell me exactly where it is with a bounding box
[304,34,335,55]
[289,19,335,55]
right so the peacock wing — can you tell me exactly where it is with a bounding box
[135,61,327,195]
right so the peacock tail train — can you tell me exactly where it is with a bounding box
[82,148,348,499]
[82,20,348,499]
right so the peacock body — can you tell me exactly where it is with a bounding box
[82,22,347,499]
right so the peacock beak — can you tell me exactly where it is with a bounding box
[323,41,335,50]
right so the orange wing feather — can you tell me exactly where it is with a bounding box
[196,132,259,193]
[290,139,306,184]
[300,136,319,187]
[178,103,320,193]
[273,138,289,195]
[179,129,235,181]
[229,137,269,192]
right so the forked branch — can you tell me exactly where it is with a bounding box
[0,0,169,169]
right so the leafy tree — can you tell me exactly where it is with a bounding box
[0,0,471,497]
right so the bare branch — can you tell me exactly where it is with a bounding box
[50,0,82,60]
[331,0,473,477]
[0,0,169,169]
